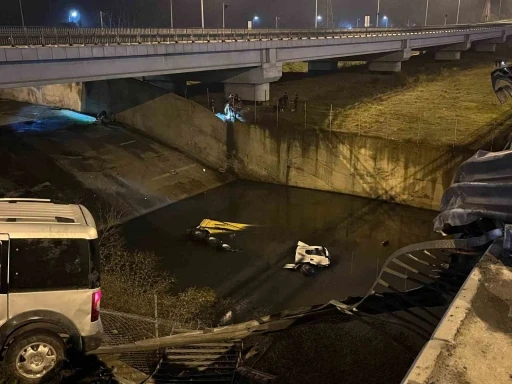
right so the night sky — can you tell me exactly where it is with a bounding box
[0,0,507,29]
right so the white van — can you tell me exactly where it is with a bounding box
[0,199,103,383]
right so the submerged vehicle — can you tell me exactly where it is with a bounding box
[284,241,331,276]
[187,219,253,252]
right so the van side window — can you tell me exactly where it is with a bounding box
[10,239,90,292]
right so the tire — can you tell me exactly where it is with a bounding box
[4,330,66,383]
[207,237,222,248]
[189,229,209,241]
[300,264,317,277]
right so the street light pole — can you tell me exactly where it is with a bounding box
[499,0,503,20]
[315,0,318,28]
[100,11,104,28]
[424,0,429,26]
[376,0,380,27]
[170,0,174,28]
[18,0,25,28]
[456,0,461,24]
[275,16,279,29]
[222,2,225,29]
[201,0,205,29]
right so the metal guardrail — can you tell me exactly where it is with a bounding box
[0,23,509,47]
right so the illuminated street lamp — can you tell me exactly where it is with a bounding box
[253,16,259,22]
[383,15,388,27]
[69,9,80,24]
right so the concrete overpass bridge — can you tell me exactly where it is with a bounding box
[1,23,512,100]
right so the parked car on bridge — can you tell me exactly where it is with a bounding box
[0,199,103,383]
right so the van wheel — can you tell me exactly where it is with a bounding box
[5,331,65,383]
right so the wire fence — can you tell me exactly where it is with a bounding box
[101,306,206,376]
[209,97,512,148]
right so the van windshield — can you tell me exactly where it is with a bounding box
[9,238,100,292]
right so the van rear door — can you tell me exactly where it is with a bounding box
[0,234,9,328]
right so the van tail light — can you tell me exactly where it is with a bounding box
[91,290,102,322]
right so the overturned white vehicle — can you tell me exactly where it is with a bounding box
[284,241,331,276]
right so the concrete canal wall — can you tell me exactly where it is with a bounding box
[231,124,473,210]
[0,80,477,210]
[0,82,84,112]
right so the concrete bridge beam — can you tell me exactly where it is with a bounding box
[368,49,412,73]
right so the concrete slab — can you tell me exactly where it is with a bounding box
[78,46,93,58]
[0,49,6,62]
[91,46,105,57]
[65,47,80,59]
[146,45,157,55]
[136,45,148,55]
[115,45,128,56]
[156,45,167,55]
[104,46,118,57]
[51,47,67,60]
[37,47,53,60]
[20,48,38,61]
[126,46,138,56]
[5,49,23,61]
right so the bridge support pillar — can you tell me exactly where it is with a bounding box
[223,63,282,102]
[435,51,461,60]
[308,60,338,72]
[474,33,507,53]
[368,49,411,73]
[435,41,471,61]
[474,43,497,52]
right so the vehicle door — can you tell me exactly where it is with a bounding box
[0,234,9,328]
[8,238,93,332]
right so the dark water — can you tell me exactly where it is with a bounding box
[123,181,438,319]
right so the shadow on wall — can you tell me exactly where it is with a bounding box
[82,78,228,170]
